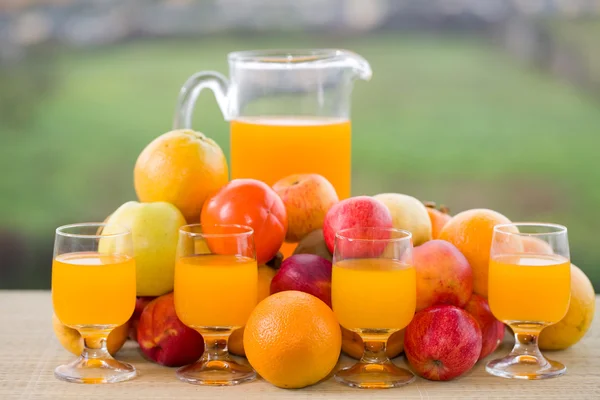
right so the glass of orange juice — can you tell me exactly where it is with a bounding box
[331,227,416,389]
[174,224,257,386]
[487,223,571,380]
[52,223,137,384]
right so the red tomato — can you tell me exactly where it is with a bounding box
[201,179,288,264]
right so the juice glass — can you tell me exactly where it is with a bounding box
[332,227,416,389]
[52,223,136,384]
[487,223,571,380]
[174,224,257,386]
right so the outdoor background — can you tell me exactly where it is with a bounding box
[1,0,599,291]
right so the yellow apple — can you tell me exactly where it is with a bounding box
[373,193,432,246]
[52,314,129,356]
[102,201,186,296]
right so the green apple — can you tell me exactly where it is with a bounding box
[102,201,186,296]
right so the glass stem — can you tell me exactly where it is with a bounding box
[199,328,233,362]
[508,324,546,361]
[360,337,389,364]
[80,329,112,360]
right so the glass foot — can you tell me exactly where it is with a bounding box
[334,360,415,389]
[54,356,137,384]
[486,354,566,380]
[176,358,256,386]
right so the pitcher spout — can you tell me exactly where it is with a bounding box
[338,50,372,81]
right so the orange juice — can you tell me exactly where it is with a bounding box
[230,117,352,199]
[174,254,257,328]
[332,258,416,332]
[488,254,571,324]
[52,252,136,327]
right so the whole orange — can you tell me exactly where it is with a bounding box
[134,130,228,223]
[439,208,517,298]
[201,179,287,264]
[243,291,341,388]
[539,264,595,350]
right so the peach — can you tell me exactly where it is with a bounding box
[413,240,473,311]
[137,293,204,367]
[273,174,339,243]
[424,202,452,239]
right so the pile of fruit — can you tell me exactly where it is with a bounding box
[53,129,596,389]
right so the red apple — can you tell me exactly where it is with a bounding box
[270,254,332,307]
[323,196,393,257]
[464,294,505,360]
[273,174,339,243]
[137,293,204,367]
[404,305,482,381]
[413,240,473,311]
[129,296,155,342]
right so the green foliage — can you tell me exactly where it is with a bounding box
[1,33,598,290]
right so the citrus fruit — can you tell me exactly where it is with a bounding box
[539,264,595,350]
[201,179,287,264]
[439,208,517,298]
[243,291,341,388]
[134,129,228,223]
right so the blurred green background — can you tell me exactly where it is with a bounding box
[1,1,599,291]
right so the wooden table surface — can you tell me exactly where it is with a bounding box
[1,291,598,399]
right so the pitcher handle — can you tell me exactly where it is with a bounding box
[173,71,230,129]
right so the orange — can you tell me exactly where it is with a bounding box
[134,129,228,223]
[439,208,516,298]
[243,291,341,388]
[229,264,278,356]
[540,264,596,350]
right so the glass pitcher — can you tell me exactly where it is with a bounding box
[173,49,372,200]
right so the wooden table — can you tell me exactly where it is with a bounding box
[1,291,599,399]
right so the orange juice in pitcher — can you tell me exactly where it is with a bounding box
[173,49,372,200]
[230,117,351,198]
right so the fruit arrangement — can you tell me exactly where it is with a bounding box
[52,128,596,388]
